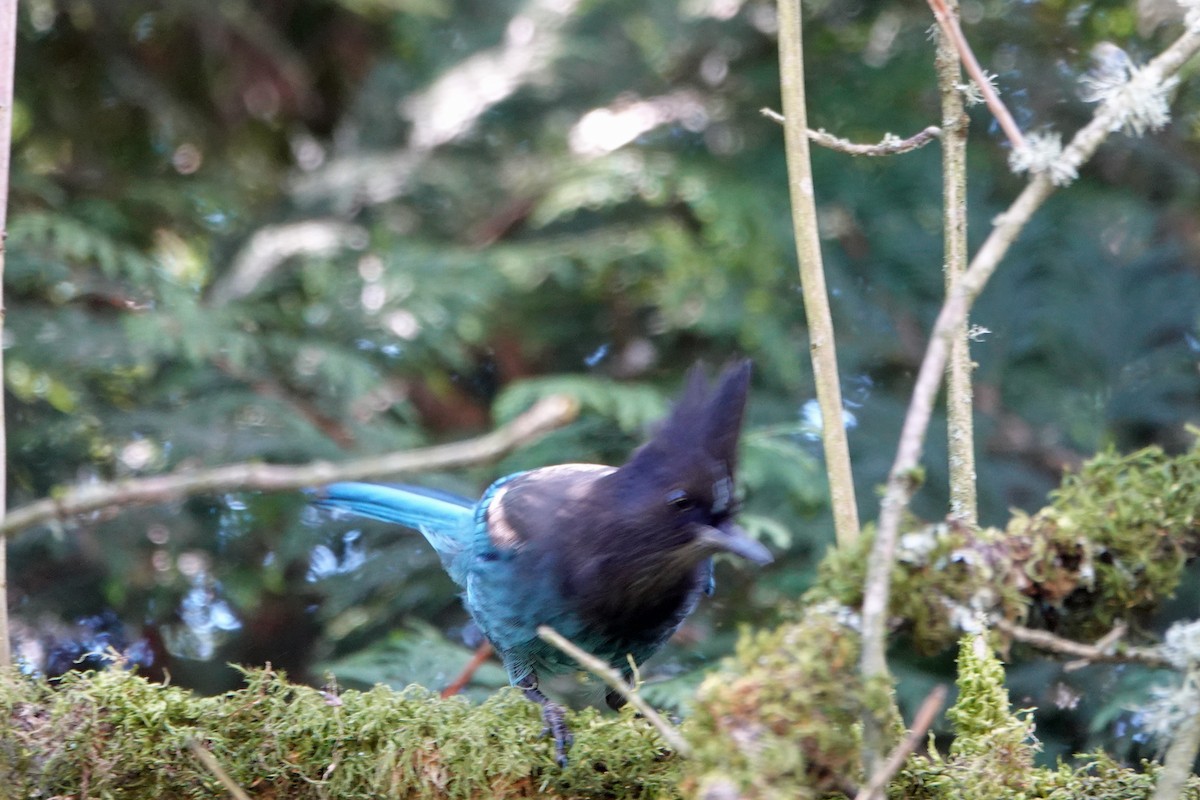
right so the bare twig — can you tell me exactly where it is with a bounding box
[994,619,1173,670]
[440,641,495,698]
[2,395,578,537]
[288,0,582,207]
[855,685,948,800]
[187,739,253,800]
[810,125,943,156]
[926,0,1026,151]
[211,357,358,448]
[0,0,17,668]
[936,0,977,525]
[860,21,1200,779]
[207,219,367,306]
[761,108,941,156]
[775,0,861,550]
[193,0,320,114]
[536,625,692,757]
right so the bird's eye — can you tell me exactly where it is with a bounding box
[666,489,696,512]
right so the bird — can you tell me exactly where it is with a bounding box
[313,361,771,765]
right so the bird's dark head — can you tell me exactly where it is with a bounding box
[608,360,772,568]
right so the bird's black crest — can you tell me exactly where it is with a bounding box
[626,360,752,475]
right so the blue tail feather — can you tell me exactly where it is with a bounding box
[313,482,474,562]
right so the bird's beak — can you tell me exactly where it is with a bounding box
[696,522,773,565]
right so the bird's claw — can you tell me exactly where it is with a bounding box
[540,701,573,767]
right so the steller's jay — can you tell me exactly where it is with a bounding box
[313,361,771,764]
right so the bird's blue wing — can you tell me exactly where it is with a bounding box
[313,482,475,577]
[701,557,715,595]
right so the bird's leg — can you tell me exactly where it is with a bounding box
[515,672,572,767]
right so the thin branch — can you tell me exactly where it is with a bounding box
[994,619,1173,670]
[211,357,358,448]
[859,20,1200,777]
[810,125,943,156]
[855,684,948,800]
[536,625,692,758]
[440,641,495,698]
[2,395,578,537]
[761,108,941,155]
[187,739,253,800]
[288,0,581,208]
[926,0,1026,150]
[207,220,367,307]
[190,0,320,114]
[775,0,861,550]
[0,0,17,668]
[936,0,977,526]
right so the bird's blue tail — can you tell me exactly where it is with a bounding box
[313,482,474,563]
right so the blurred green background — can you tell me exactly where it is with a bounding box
[6,0,1200,767]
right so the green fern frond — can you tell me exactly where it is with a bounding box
[317,621,509,701]
[493,375,668,433]
[10,210,154,281]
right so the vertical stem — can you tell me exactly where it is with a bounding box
[1151,670,1200,800]
[776,0,860,547]
[0,0,17,667]
[937,0,977,526]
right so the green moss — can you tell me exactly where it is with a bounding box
[809,443,1200,654]
[1013,444,1200,639]
[0,666,682,799]
[12,444,1200,797]
[941,634,1041,797]
[893,638,1200,800]
[682,605,867,800]
[807,521,1028,655]
[8,616,1200,798]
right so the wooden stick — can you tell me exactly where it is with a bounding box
[761,109,941,156]
[440,641,495,698]
[3,394,578,536]
[537,625,692,757]
[0,0,19,668]
[188,739,253,800]
[994,619,1172,670]
[856,684,948,800]
[926,0,1026,150]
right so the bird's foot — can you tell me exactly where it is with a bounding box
[518,673,573,767]
[540,701,573,767]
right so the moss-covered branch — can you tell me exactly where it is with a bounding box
[816,443,1200,653]
[8,442,1200,797]
[0,666,682,799]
